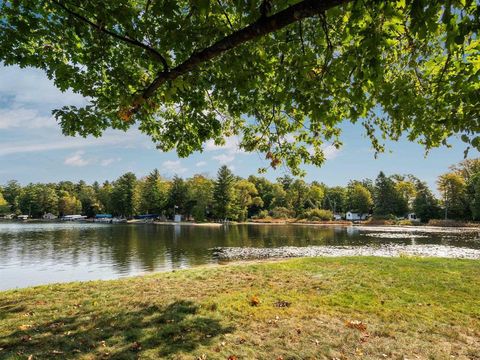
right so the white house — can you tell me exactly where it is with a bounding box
[43,213,57,220]
[346,211,368,221]
[17,214,29,220]
[407,213,420,222]
[61,215,87,221]
[333,213,343,221]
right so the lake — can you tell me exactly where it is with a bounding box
[1,222,479,290]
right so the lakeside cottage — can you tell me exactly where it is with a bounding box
[42,213,57,220]
[407,213,420,222]
[346,211,368,221]
[61,215,87,221]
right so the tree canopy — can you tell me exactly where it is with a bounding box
[1,0,479,174]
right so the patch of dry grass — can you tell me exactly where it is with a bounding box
[0,257,479,359]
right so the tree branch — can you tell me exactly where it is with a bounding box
[51,0,169,71]
[216,0,234,30]
[131,0,352,114]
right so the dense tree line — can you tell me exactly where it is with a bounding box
[1,160,480,223]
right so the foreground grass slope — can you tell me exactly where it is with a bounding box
[1,257,479,359]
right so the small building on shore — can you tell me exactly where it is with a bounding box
[17,214,29,220]
[42,213,57,220]
[346,211,368,221]
[61,215,87,221]
[407,213,420,222]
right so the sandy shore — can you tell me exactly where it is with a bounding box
[213,244,480,260]
[354,225,480,234]
[153,221,223,227]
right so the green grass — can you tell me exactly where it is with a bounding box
[1,257,479,359]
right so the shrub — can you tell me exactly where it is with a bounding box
[301,208,333,221]
[269,207,295,219]
[396,219,421,226]
[363,218,395,225]
[253,210,269,219]
[371,214,397,221]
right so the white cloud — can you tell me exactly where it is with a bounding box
[323,144,341,160]
[213,154,235,164]
[204,136,245,154]
[64,151,90,167]
[0,65,86,108]
[196,161,207,167]
[162,160,187,174]
[0,108,56,129]
[101,157,121,167]
[204,136,245,166]
[307,144,341,160]
[0,129,149,157]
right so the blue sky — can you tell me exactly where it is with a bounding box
[0,64,477,191]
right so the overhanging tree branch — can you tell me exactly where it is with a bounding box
[130,0,352,114]
[50,0,169,71]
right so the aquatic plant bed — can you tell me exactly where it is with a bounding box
[1,257,479,359]
[214,244,480,261]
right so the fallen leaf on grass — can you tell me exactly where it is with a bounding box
[51,350,64,355]
[49,322,64,329]
[21,335,32,342]
[250,295,260,306]
[130,341,141,351]
[345,320,367,332]
[19,324,32,330]
[360,333,370,343]
[274,300,291,308]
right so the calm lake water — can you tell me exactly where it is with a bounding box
[1,222,479,290]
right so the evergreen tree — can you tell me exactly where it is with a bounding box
[467,174,480,221]
[213,166,235,220]
[413,182,440,222]
[139,169,169,214]
[373,172,407,217]
[110,173,138,218]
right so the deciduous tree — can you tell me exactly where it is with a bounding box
[4,1,478,174]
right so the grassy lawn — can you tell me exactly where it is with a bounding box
[0,257,479,359]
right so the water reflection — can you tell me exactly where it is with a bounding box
[0,222,479,290]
